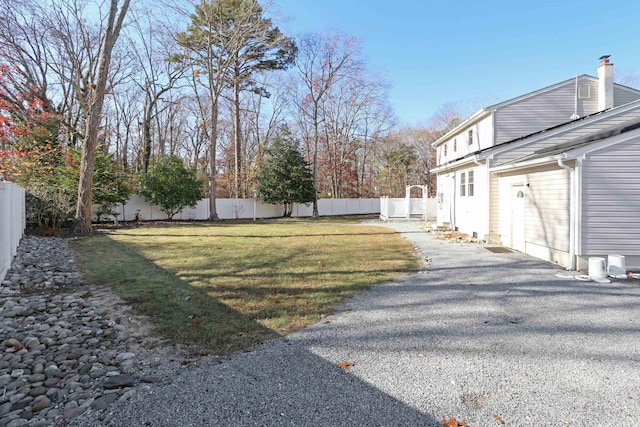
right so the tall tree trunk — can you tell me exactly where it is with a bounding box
[209,99,219,220]
[142,101,153,172]
[74,0,130,235]
[233,67,242,199]
[312,108,319,218]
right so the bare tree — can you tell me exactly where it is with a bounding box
[43,0,131,232]
[0,0,61,148]
[71,0,131,233]
[292,31,361,217]
[126,8,186,172]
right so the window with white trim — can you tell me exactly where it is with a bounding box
[444,143,448,157]
[459,171,466,196]
[467,129,473,146]
[468,170,474,196]
[453,138,457,152]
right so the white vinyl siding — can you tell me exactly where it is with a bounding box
[614,86,640,107]
[436,173,455,226]
[581,137,640,254]
[488,173,501,243]
[494,76,598,145]
[526,167,570,252]
[496,165,570,253]
[454,165,487,238]
[491,105,640,167]
[435,116,494,167]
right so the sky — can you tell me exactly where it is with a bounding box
[271,0,640,126]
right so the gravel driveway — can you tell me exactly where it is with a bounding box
[72,221,640,427]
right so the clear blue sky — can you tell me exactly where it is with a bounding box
[272,0,640,126]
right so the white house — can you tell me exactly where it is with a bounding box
[432,57,640,269]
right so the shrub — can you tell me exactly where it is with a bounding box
[139,156,203,220]
[25,182,75,234]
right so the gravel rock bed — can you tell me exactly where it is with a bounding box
[1,237,82,294]
[0,236,181,427]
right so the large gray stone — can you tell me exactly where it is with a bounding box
[103,374,135,389]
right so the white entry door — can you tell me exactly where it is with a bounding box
[510,185,526,252]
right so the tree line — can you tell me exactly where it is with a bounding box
[0,0,461,232]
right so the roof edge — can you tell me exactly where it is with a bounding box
[432,109,490,147]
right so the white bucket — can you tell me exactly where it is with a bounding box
[588,257,607,279]
[608,254,626,276]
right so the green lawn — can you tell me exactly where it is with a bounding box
[73,220,419,355]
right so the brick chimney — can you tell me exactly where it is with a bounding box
[598,55,614,111]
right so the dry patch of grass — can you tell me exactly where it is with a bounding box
[74,221,418,355]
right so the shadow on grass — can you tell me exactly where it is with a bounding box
[74,235,282,356]
[75,228,417,355]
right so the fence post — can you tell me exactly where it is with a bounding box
[423,185,428,220]
[0,182,26,283]
[405,185,410,220]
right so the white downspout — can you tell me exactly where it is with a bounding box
[558,157,576,270]
[451,173,456,231]
[473,156,489,242]
[575,158,584,266]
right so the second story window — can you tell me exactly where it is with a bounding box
[468,129,473,146]
[444,144,448,157]
[453,138,457,152]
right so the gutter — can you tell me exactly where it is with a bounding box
[489,156,559,173]
[433,154,483,174]
[557,155,577,270]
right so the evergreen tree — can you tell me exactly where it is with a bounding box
[173,0,296,215]
[140,156,203,220]
[255,126,315,217]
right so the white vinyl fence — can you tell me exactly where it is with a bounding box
[0,182,26,283]
[93,196,381,222]
[380,196,437,221]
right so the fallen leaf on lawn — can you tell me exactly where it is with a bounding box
[236,331,246,337]
[336,361,354,369]
[191,320,201,327]
[493,414,504,424]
